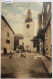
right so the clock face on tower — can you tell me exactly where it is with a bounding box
[26,32,30,37]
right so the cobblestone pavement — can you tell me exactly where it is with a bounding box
[1,53,49,78]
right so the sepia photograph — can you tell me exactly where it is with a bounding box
[1,2,52,78]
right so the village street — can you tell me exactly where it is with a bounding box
[1,53,49,78]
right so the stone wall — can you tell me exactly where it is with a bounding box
[1,18,14,53]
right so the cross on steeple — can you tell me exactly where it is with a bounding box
[28,2,30,9]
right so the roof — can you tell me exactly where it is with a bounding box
[1,15,15,35]
[25,9,33,23]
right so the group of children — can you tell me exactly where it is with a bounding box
[9,45,26,58]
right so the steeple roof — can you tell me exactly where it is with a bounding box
[25,9,33,22]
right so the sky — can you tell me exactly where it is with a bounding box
[1,2,43,36]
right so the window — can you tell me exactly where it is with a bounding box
[6,40,10,44]
[27,24,30,28]
[7,32,9,37]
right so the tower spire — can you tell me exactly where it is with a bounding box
[25,3,33,23]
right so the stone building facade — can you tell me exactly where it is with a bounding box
[19,9,36,52]
[38,2,51,57]
[37,3,52,75]
[43,2,52,58]
[23,9,36,52]
[37,13,45,54]
[1,15,15,53]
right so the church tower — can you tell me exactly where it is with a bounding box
[23,7,34,52]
